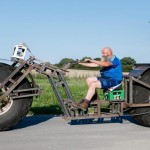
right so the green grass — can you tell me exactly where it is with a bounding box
[29,76,104,115]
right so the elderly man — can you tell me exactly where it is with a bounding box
[77,47,122,109]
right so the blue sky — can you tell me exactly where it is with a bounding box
[0,0,150,64]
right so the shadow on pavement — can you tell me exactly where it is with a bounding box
[13,115,138,130]
[69,115,138,125]
[13,115,55,130]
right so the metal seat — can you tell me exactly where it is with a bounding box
[108,82,122,91]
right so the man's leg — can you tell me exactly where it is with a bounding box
[78,79,102,109]
[76,77,98,105]
[86,77,98,87]
[86,77,101,101]
[85,80,102,101]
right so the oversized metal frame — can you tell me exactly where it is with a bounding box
[0,57,150,121]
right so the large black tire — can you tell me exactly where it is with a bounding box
[0,63,33,131]
[129,68,150,127]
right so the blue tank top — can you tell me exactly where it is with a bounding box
[100,55,122,83]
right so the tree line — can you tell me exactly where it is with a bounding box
[55,57,136,72]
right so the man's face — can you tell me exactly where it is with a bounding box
[102,50,108,57]
[101,50,110,61]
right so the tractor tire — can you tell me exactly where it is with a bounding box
[0,63,33,131]
[129,68,150,127]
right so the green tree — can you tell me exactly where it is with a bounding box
[121,57,136,65]
[94,57,101,61]
[57,58,74,67]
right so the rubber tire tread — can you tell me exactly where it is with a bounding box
[129,69,150,127]
[0,63,33,131]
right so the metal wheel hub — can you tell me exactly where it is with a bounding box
[0,88,13,115]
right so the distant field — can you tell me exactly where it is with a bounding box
[32,69,128,78]
[66,69,100,78]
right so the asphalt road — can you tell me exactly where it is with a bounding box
[1,115,150,150]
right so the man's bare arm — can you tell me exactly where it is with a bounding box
[78,58,113,67]
[89,59,112,67]
[78,62,99,67]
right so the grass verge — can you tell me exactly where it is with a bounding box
[29,76,103,115]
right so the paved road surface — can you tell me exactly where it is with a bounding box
[1,115,150,150]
